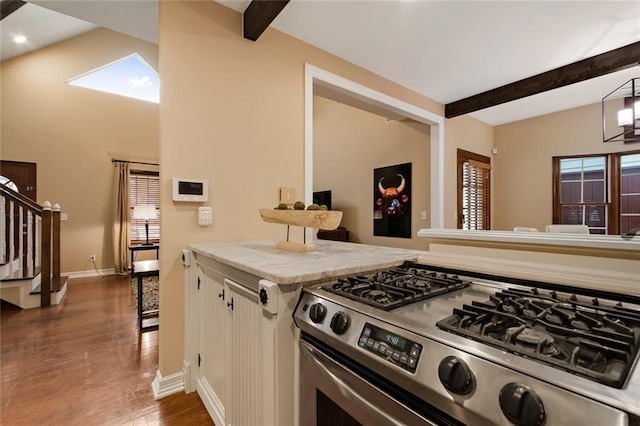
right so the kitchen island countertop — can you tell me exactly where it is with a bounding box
[189,240,425,284]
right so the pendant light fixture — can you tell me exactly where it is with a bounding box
[603,77,640,143]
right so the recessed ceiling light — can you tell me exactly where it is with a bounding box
[14,35,27,44]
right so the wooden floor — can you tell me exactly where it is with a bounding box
[0,274,214,425]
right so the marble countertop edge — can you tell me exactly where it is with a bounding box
[188,240,424,285]
[417,228,640,251]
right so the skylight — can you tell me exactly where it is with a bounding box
[67,53,159,104]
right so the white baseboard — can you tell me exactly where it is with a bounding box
[183,360,195,393]
[65,268,116,279]
[152,369,185,400]
[197,377,224,426]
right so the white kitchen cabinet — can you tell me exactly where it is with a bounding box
[184,241,423,426]
[197,266,227,420]
[187,254,299,426]
[225,278,266,426]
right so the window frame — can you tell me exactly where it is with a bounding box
[618,151,640,234]
[457,149,491,230]
[552,149,640,235]
[129,169,160,244]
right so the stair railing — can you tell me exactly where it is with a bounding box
[1,184,61,307]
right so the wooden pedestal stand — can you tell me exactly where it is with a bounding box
[259,209,343,253]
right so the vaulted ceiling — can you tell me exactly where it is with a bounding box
[2,0,639,126]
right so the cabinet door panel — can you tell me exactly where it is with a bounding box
[199,269,227,415]
[226,280,264,426]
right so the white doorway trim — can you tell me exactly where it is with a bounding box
[304,63,444,241]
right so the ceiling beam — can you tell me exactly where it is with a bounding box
[243,0,289,42]
[0,0,25,20]
[445,41,640,119]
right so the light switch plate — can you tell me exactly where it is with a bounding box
[197,206,213,226]
[279,187,296,204]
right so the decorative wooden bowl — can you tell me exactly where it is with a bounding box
[259,209,342,230]
[259,209,343,252]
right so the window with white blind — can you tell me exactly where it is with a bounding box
[457,149,491,230]
[130,171,159,243]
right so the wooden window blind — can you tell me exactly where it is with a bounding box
[130,171,159,243]
[457,150,491,230]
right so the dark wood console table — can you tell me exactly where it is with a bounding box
[129,243,159,272]
[131,259,159,332]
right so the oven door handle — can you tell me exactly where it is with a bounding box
[301,340,438,426]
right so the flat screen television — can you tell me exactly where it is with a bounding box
[313,190,332,210]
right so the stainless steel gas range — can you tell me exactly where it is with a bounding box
[293,262,640,426]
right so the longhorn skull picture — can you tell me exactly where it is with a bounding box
[376,174,409,216]
[373,163,412,239]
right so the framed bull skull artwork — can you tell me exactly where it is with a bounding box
[373,162,412,238]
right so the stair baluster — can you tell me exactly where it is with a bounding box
[41,202,52,307]
[2,196,8,264]
[21,207,28,272]
[52,204,61,283]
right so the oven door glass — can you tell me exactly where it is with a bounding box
[299,338,445,426]
[316,389,362,426]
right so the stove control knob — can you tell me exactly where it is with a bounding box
[309,303,327,324]
[499,383,545,426]
[438,356,473,395]
[330,312,350,335]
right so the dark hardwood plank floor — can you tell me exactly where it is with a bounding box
[1,274,214,425]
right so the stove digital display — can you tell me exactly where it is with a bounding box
[358,323,422,373]
[379,330,406,349]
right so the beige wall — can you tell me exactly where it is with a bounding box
[314,96,430,249]
[1,28,159,273]
[159,0,493,375]
[493,102,631,232]
[443,115,495,228]
[5,0,633,397]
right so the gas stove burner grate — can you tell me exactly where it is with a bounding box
[324,266,471,310]
[436,287,640,388]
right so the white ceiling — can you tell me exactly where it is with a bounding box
[0,0,157,62]
[2,0,639,126]
[0,3,98,62]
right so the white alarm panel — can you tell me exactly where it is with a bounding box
[173,177,208,202]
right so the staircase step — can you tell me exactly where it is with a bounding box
[30,276,68,295]
[1,267,42,282]
[0,298,22,310]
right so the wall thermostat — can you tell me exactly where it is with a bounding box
[173,177,208,202]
